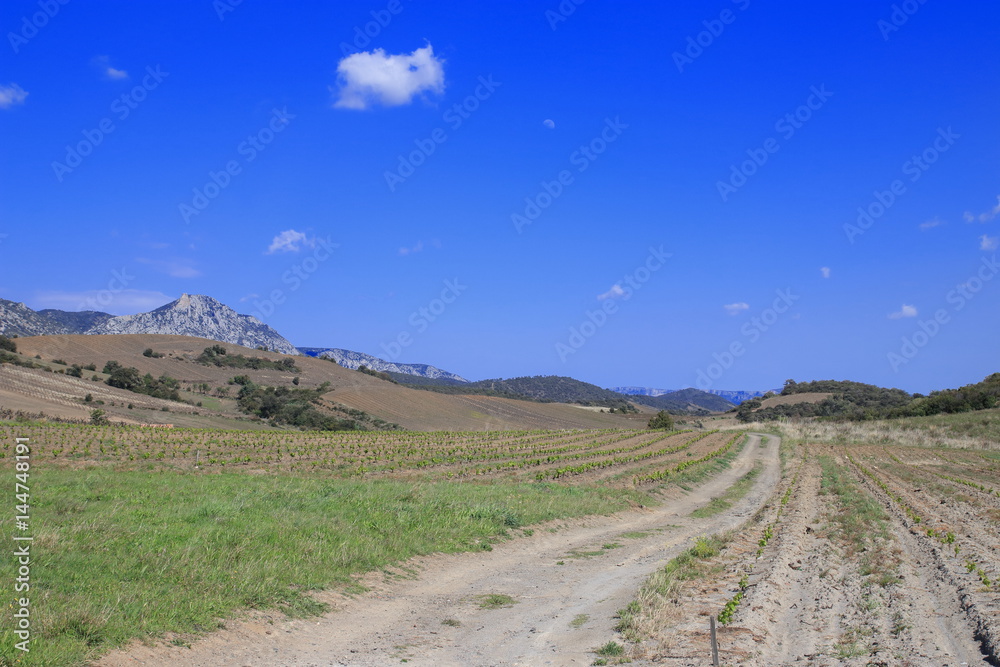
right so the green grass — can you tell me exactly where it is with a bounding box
[595,640,624,656]
[615,534,730,642]
[0,468,646,666]
[476,593,516,609]
[690,461,763,518]
[570,613,589,628]
[817,456,900,585]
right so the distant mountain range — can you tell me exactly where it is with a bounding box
[0,294,299,355]
[1,294,767,411]
[298,347,469,383]
[612,386,777,406]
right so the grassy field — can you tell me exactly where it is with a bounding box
[0,421,750,666]
[749,407,1000,450]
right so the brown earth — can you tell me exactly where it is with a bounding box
[4,334,640,431]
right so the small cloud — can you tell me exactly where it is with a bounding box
[136,257,201,279]
[266,229,315,254]
[332,43,445,110]
[398,241,424,256]
[543,119,555,129]
[965,196,1000,223]
[723,302,749,316]
[980,234,999,251]
[820,267,831,279]
[34,289,173,315]
[919,218,944,230]
[93,55,128,80]
[0,83,28,109]
[597,284,626,300]
[888,304,918,320]
[240,293,259,302]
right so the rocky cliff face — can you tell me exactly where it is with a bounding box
[298,347,468,382]
[88,294,300,355]
[0,299,74,337]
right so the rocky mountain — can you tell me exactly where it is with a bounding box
[36,309,113,333]
[612,386,775,405]
[0,298,75,337]
[298,347,469,383]
[87,294,299,355]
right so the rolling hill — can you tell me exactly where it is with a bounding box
[0,334,642,431]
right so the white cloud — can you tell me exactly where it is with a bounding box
[93,56,128,80]
[723,302,749,316]
[597,284,626,301]
[919,218,944,230]
[266,229,315,254]
[820,266,831,279]
[965,196,1000,223]
[136,257,201,278]
[0,83,28,109]
[332,44,445,110]
[980,234,999,251]
[34,289,173,315]
[543,119,555,129]
[398,241,424,256]
[888,304,918,320]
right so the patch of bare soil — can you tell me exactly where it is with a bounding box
[94,434,777,667]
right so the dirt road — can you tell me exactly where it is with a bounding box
[97,433,778,667]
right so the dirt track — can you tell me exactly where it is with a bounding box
[96,434,778,666]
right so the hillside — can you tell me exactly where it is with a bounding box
[299,347,468,382]
[0,334,639,431]
[0,298,73,336]
[613,386,771,405]
[629,388,737,414]
[37,309,113,333]
[392,375,732,415]
[736,376,1000,422]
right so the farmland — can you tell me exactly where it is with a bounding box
[4,412,1000,666]
[0,420,748,666]
[614,432,1000,666]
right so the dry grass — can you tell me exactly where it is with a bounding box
[752,417,1000,451]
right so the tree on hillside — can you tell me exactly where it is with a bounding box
[0,335,16,353]
[648,410,674,430]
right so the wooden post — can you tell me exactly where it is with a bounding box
[710,616,720,666]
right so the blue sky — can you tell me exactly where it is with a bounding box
[1,0,998,394]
